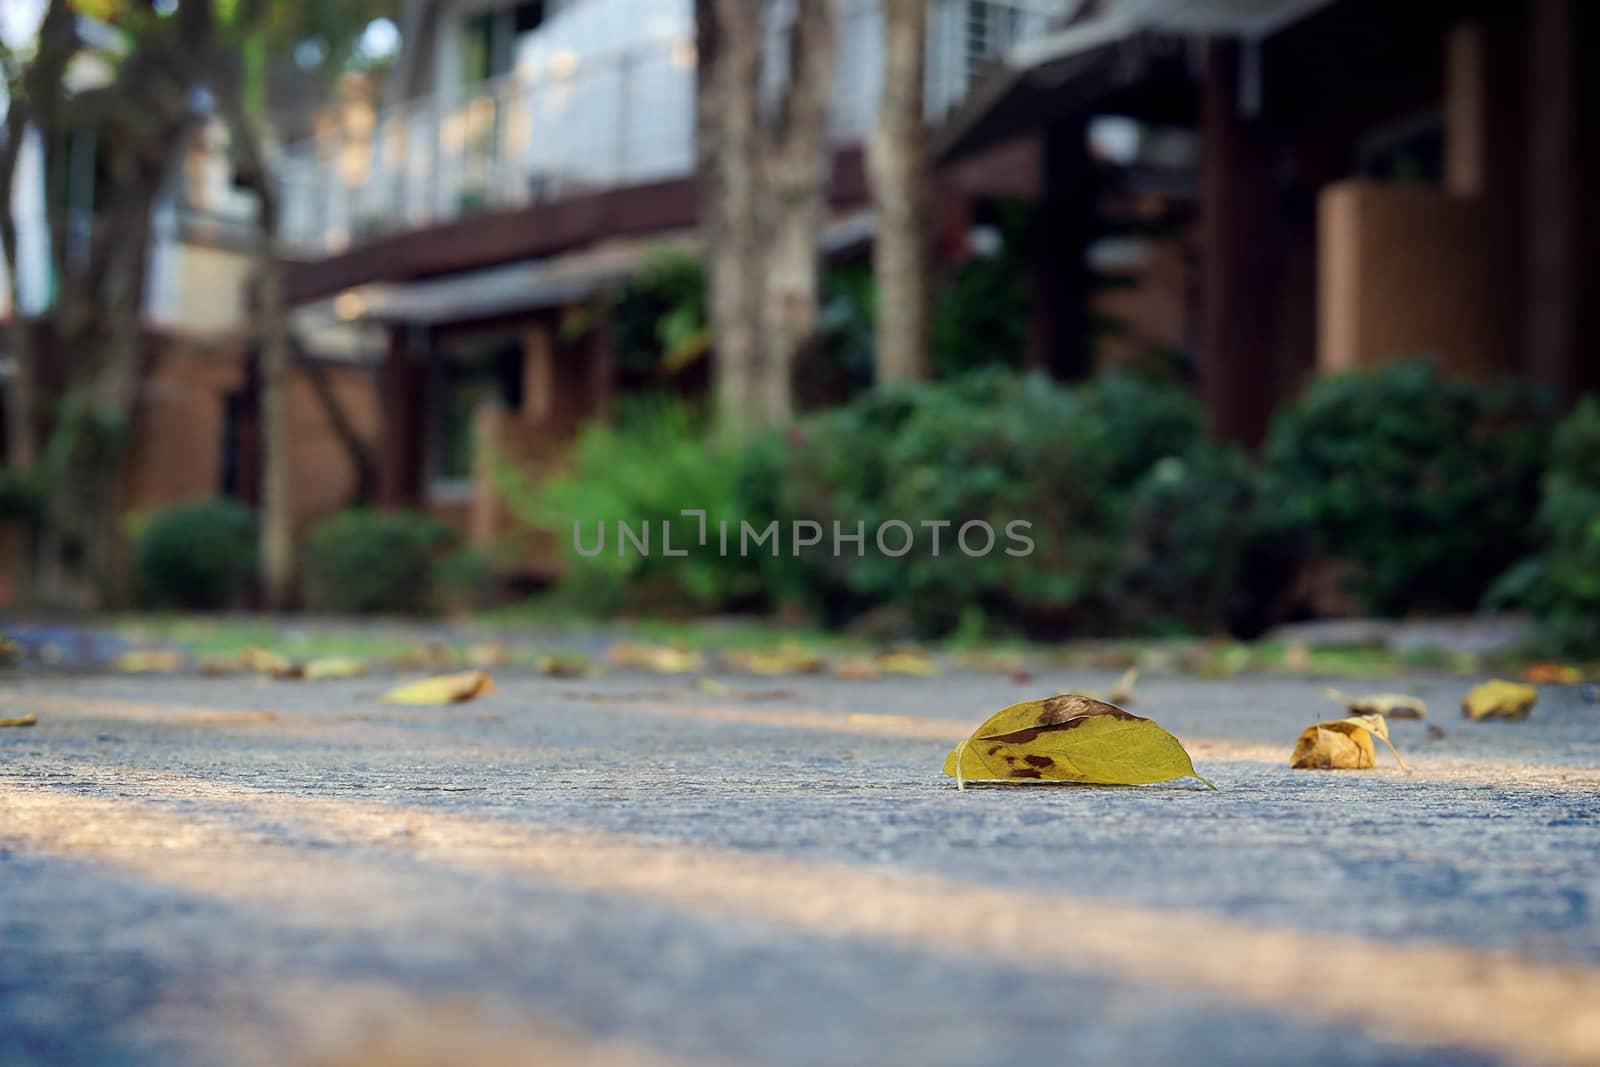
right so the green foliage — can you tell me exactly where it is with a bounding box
[503,400,758,615]
[433,546,495,614]
[1264,360,1548,616]
[1489,397,1600,650]
[1114,445,1308,636]
[0,468,41,524]
[613,250,708,377]
[931,201,1030,377]
[763,370,1207,635]
[303,509,455,614]
[133,499,258,610]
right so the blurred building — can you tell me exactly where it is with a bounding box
[939,0,1598,441]
[280,0,1071,574]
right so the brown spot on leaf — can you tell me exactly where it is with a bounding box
[1009,768,1043,779]
[1023,754,1054,768]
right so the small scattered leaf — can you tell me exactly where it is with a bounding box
[111,649,184,674]
[380,671,496,705]
[955,649,1027,674]
[877,650,938,677]
[243,647,301,679]
[1523,662,1583,686]
[723,643,826,676]
[303,657,368,681]
[466,641,507,668]
[1291,714,1412,773]
[1107,667,1139,706]
[607,642,704,674]
[1325,687,1427,720]
[536,651,598,678]
[943,694,1213,790]
[832,657,880,681]
[196,654,245,676]
[697,677,730,695]
[1462,679,1537,721]
[0,714,36,728]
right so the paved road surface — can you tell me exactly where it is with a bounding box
[3,668,1598,1066]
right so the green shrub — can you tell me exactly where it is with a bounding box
[133,499,257,609]
[1114,444,1308,636]
[504,400,761,615]
[761,370,1207,635]
[1264,360,1548,616]
[1488,397,1600,650]
[303,509,454,614]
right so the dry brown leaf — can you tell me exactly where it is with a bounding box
[379,671,496,705]
[1325,688,1427,720]
[111,649,184,674]
[243,647,301,679]
[832,657,880,681]
[606,643,704,674]
[1291,714,1412,773]
[1462,680,1537,721]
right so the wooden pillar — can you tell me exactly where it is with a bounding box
[379,323,428,508]
[1200,39,1278,446]
[1026,117,1094,380]
[1524,0,1594,399]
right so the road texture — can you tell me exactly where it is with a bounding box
[2,666,1598,1066]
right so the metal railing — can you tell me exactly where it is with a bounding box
[279,0,1067,257]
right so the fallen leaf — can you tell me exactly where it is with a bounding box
[1523,662,1583,686]
[466,641,507,668]
[303,657,368,681]
[955,649,1027,674]
[535,652,598,678]
[1291,714,1412,773]
[1325,687,1427,720]
[942,694,1213,790]
[697,677,730,695]
[1107,667,1139,706]
[1282,642,1312,672]
[1008,669,1034,685]
[111,649,183,674]
[1462,679,1537,721]
[723,643,826,676]
[243,647,301,679]
[379,671,496,705]
[0,714,36,728]
[832,657,880,681]
[877,650,938,677]
[606,642,704,673]
[196,654,245,676]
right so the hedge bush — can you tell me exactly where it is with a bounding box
[303,509,455,614]
[1489,397,1600,650]
[133,498,258,609]
[1263,360,1548,616]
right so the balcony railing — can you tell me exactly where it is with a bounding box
[280,0,1066,258]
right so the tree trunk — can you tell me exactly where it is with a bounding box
[701,0,765,439]
[868,0,930,382]
[758,0,836,424]
[256,190,295,609]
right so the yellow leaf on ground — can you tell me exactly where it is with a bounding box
[243,647,301,679]
[1107,667,1139,706]
[0,714,37,728]
[606,643,704,673]
[111,650,184,674]
[1325,688,1427,720]
[535,652,598,678]
[466,641,507,668]
[195,654,245,676]
[877,650,938,677]
[379,671,496,705]
[1523,662,1583,685]
[831,657,880,681]
[1462,679,1537,721]
[303,657,368,681]
[1291,714,1412,773]
[723,643,826,676]
[942,694,1213,790]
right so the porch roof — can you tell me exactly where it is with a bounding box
[932,0,1337,162]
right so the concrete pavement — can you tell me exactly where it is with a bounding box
[2,667,1598,1066]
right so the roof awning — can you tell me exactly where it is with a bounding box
[308,211,876,330]
[932,0,1337,162]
